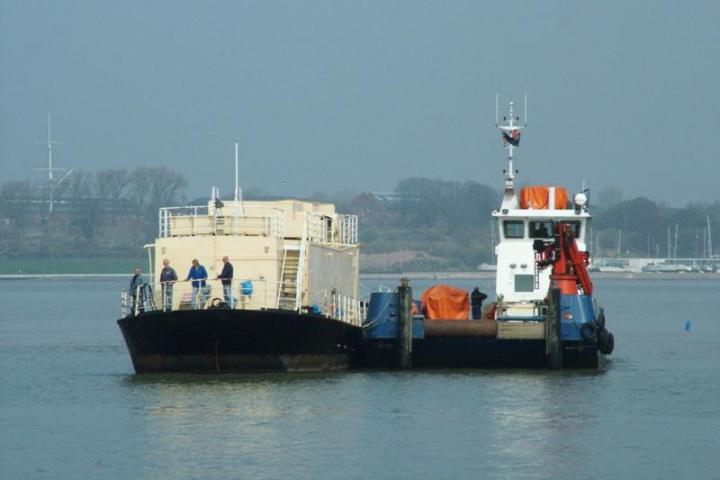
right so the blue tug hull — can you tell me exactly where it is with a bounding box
[360,292,605,370]
[362,338,600,369]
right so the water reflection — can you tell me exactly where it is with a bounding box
[120,372,376,479]
[4,276,720,479]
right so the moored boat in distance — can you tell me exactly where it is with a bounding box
[642,262,693,273]
[117,181,365,373]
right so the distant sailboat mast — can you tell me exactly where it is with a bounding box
[706,216,713,258]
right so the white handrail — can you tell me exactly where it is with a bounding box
[294,214,309,310]
[158,205,285,239]
[276,248,288,308]
[120,279,366,327]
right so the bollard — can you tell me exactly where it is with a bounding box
[546,287,562,369]
[398,277,413,369]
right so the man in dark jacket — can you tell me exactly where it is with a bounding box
[159,258,178,311]
[218,256,234,307]
[129,267,145,314]
[471,287,488,320]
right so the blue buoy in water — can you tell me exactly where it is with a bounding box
[684,320,692,332]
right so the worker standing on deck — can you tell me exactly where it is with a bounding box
[159,259,178,311]
[217,256,234,308]
[186,259,208,309]
[129,267,145,314]
[471,287,488,320]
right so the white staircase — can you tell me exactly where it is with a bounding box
[277,246,301,310]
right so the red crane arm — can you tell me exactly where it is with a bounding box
[559,224,593,295]
[534,223,593,295]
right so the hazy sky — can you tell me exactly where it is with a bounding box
[1,1,718,205]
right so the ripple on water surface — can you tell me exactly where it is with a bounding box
[1,277,719,479]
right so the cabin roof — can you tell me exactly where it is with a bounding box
[492,208,590,219]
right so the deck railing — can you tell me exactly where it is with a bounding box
[120,278,365,326]
[158,205,284,238]
[328,291,366,327]
[338,214,358,245]
[305,212,358,245]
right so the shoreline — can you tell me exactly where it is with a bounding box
[1,271,718,280]
[361,271,720,280]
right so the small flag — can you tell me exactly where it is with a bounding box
[502,129,521,147]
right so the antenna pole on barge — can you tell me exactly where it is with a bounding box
[233,141,245,215]
[234,142,239,202]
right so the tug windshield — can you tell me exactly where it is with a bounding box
[503,221,525,239]
[529,221,553,239]
[529,220,582,239]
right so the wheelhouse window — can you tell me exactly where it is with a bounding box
[529,221,553,239]
[526,220,583,239]
[503,221,525,239]
[566,221,582,238]
[515,274,535,292]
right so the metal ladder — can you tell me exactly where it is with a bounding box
[277,246,301,310]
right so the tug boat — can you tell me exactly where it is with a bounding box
[117,191,365,373]
[362,100,614,369]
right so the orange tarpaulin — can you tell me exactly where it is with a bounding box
[421,284,470,320]
[519,186,569,210]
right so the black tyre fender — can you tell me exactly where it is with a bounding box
[596,308,606,330]
[605,332,615,354]
[580,321,597,340]
[597,329,614,354]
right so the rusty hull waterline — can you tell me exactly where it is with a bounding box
[423,319,497,338]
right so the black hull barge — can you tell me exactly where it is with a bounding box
[117,193,366,374]
[118,308,363,373]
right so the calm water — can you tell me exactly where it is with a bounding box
[1,276,719,479]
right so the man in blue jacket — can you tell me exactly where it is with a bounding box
[186,259,208,309]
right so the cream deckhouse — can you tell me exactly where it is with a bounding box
[135,194,363,325]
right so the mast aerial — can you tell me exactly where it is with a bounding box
[496,95,527,205]
[34,114,72,215]
[233,141,244,214]
[234,142,240,202]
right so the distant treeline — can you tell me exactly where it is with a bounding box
[1,171,719,271]
[342,178,498,271]
[0,167,185,258]
[343,180,720,271]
